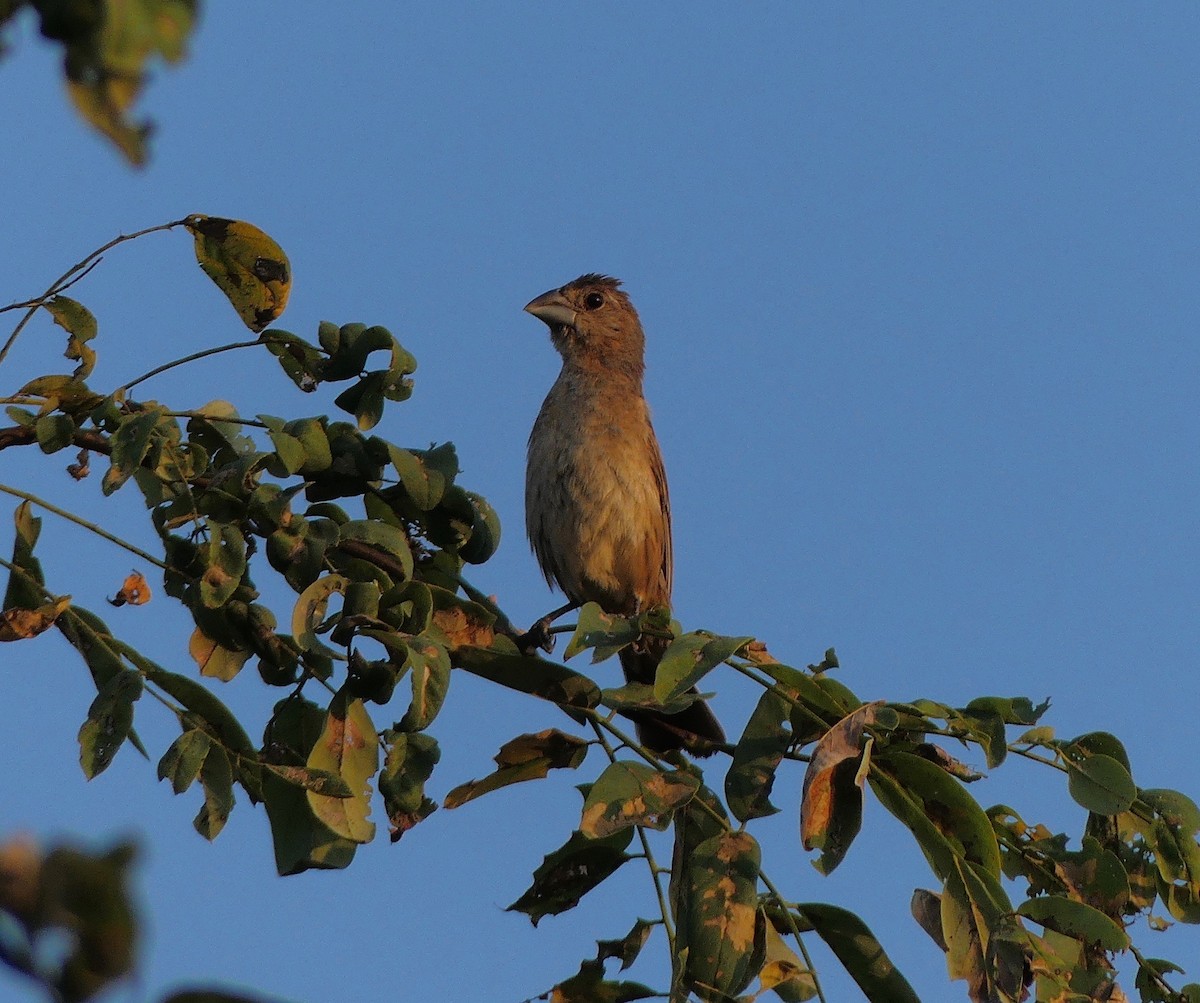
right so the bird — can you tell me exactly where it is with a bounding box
[523,273,725,755]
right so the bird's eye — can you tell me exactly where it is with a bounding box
[584,292,605,310]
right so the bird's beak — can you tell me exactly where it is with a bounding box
[524,289,577,329]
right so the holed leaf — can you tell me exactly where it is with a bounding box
[1017,895,1130,952]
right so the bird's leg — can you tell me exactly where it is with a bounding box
[518,599,580,655]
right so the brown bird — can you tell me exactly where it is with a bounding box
[524,274,725,755]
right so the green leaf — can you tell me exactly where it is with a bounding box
[385,445,445,510]
[457,490,501,565]
[78,668,143,778]
[654,631,750,705]
[157,728,211,794]
[55,0,197,164]
[139,662,257,765]
[194,743,234,839]
[283,417,332,474]
[319,322,394,380]
[546,961,656,1003]
[725,690,790,823]
[35,412,76,453]
[757,661,850,734]
[43,295,98,378]
[261,763,354,798]
[261,697,358,874]
[39,843,137,1001]
[266,428,307,474]
[869,750,1002,881]
[596,917,655,972]
[1065,752,1136,815]
[291,574,347,652]
[452,640,601,709]
[102,407,164,494]
[507,828,634,925]
[261,330,326,392]
[796,903,920,1003]
[338,519,414,581]
[4,501,45,610]
[1017,895,1130,951]
[18,374,105,413]
[1069,730,1132,772]
[398,640,450,732]
[199,524,247,608]
[378,730,440,842]
[563,601,642,662]
[953,706,1007,769]
[580,761,699,838]
[964,695,1050,726]
[305,690,379,843]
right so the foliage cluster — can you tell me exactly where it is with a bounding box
[0,0,198,166]
[2,222,1199,1003]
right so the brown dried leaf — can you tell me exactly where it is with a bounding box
[0,596,71,641]
[108,571,151,607]
[800,702,880,869]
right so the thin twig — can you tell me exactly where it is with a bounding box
[120,339,263,393]
[0,219,188,368]
[759,872,828,1003]
[0,482,172,572]
[589,718,677,952]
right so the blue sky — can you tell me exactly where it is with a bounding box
[2,6,1199,1000]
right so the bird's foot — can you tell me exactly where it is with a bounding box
[517,617,556,656]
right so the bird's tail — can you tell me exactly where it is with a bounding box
[618,644,725,757]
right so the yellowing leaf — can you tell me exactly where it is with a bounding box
[188,626,251,682]
[67,75,150,167]
[184,214,291,331]
[0,596,71,641]
[43,295,98,378]
[306,691,378,843]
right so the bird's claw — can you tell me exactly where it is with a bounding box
[517,617,556,656]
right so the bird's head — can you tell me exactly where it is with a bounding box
[524,274,645,376]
